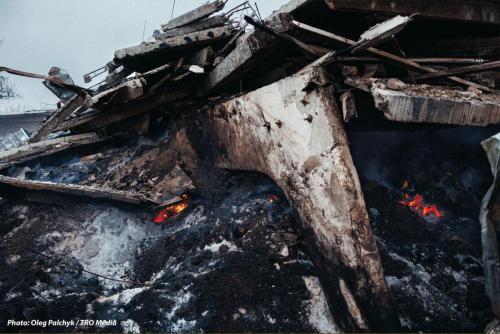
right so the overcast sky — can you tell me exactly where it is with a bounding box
[0,0,288,114]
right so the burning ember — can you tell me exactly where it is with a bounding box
[268,194,280,203]
[398,181,443,219]
[153,194,189,224]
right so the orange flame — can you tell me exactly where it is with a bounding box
[268,194,280,203]
[399,183,443,219]
[153,195,189,224]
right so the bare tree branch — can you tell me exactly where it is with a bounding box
[0,75,15,99]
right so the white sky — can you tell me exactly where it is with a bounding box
[0,0,289,114]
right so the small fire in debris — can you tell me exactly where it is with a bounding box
[153,194,189,224]
[399,181,443,219]
[268,194,280,203]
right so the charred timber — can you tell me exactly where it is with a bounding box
[0,133,106,171]
[0,175,158,206]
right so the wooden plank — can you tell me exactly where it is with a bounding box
[0,133,106,171]
[208,67,396,330]
[0,175,158,206]
[416,60,500,81]
[161,0,225,31]
[324,0,500,25]
[291,20,493,92]
[157,15,228,39]
[28,94,89,143]
[346,78,500,126]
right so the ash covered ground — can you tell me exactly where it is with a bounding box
[0,128,336,333]
[0,121,497,333]
[348,126,498,332]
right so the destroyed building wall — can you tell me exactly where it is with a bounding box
[1,0,500,332]
[207,67,396,330]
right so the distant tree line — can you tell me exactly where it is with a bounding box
[0,35,16,100]
[0,75,15,99]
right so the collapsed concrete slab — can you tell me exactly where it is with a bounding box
[115,26,234,68]
[157,15,228,40]
[324,0,500,25]
[346,78,500,126]
[160,0,225,31]
[208,67,396,330]
[199,13,295,94]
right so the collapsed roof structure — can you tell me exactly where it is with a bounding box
[1,0,499,332]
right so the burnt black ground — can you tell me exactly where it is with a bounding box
[0,140,332,333]
[348,126,499,332]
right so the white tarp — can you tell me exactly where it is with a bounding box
[480,133,500,320]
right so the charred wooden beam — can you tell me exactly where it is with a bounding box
[346,78,500,126]
[0,133,106,171]
[292,20,493,92]
[415,60,500,81]
[208,67,397,330]
[160,0,225,31]
[324,0,500,25]
[56,87,191,133]
[29,94,90,143]
[157,15,228,39]
[0,175,158,206]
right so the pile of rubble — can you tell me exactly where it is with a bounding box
[1,0,500,332]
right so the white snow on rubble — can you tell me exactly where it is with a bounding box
[303,276,338,333]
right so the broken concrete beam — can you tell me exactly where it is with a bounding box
[0,133,106,171]
[324,0,500,25]
[199,13,295,94]
[161,0,225,31]
[340,90,357,122]
[269,0,318,18]
[115,26,234,65]
[0,175,158,206]
[187,46,215,67]
[346,78,500,126]
[157,15,228,39]
[208,67,396,330]
[104,65,131,87]
[91,78,145,108]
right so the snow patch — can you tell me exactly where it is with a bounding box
[202,240,239,253]
[303,276,338,333]
[121,319,141,334]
